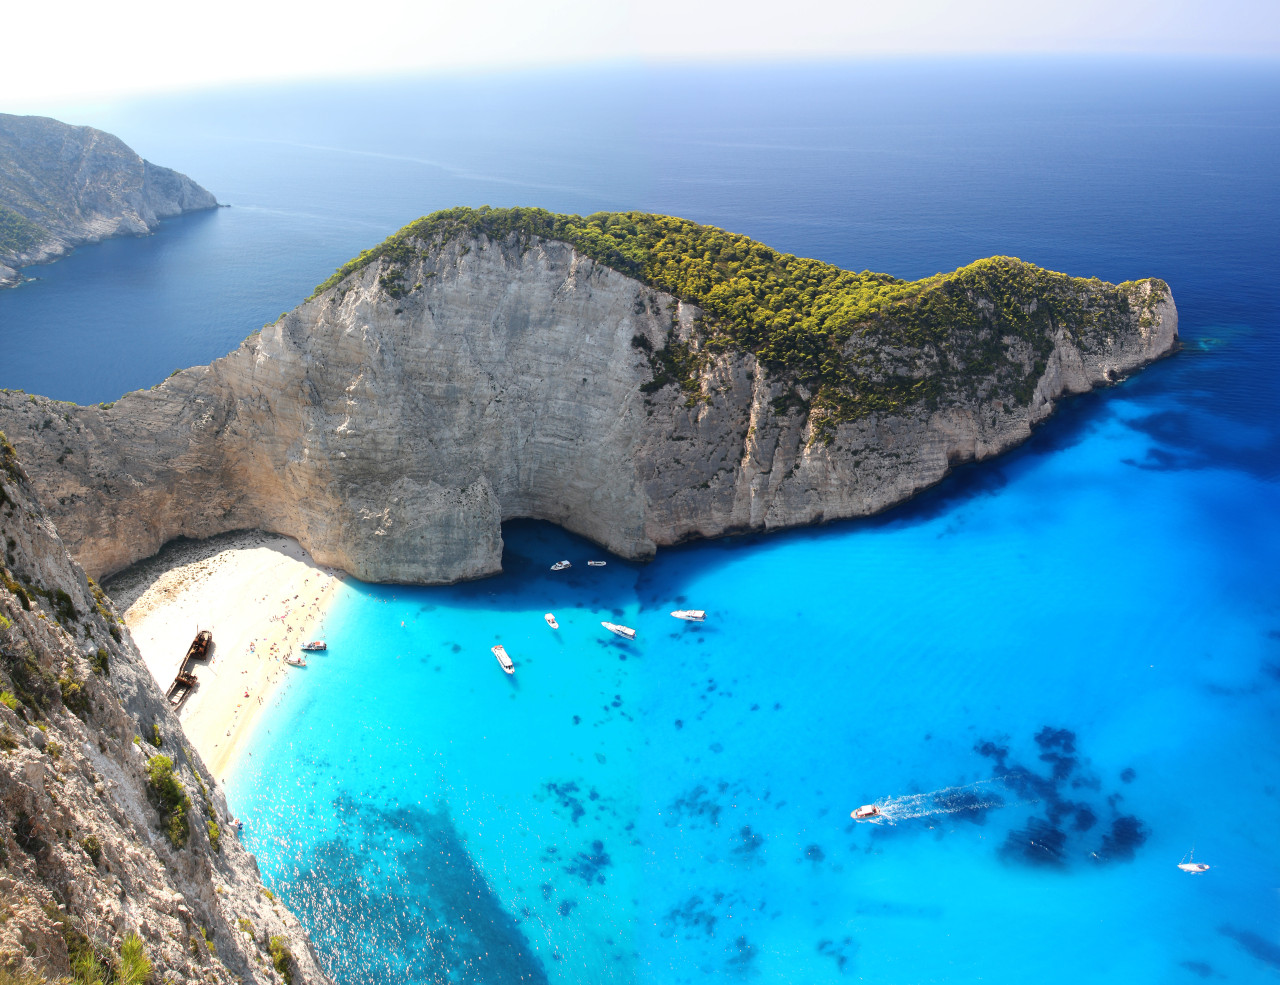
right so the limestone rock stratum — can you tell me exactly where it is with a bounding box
[0,433,332,982]
[0,114,217,287]
[0,219,1177,584]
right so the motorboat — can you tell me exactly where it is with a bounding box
[671,610,706,622]
[851,804,881,820]
[544,613,559,629]
[551,560,572,571]
[284,654,307,667]
[301,640,327,652]
[601,622,636,641]
[492,644,515,675]
[588,560,607,567]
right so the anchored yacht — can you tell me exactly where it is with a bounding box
[492,644,515,675]
[602,622,636,641]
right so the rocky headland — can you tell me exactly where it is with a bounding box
[0,433,330,982]
[0,114,217,288]
[0,208,1178,585]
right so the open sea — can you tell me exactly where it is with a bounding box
[3,59,1279,983]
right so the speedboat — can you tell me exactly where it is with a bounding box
[671,610,706,622]
[544,613,559,629]
[601,622,636,641]
[587,560,607,567]
[851,804,881,820]
[492,644,515,675]
[301,640,327,652]
[284,654,307,667]
[551,560,572,571]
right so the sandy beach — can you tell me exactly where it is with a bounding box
[106,531,345,782]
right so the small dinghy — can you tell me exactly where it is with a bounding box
[301,640,327,652]
[492,644,515,675]
[544,613,559,629]
[551,560,572,571]
[587,560,607,567]
[851,804,881,820]
[671,610,706,622]
[601,622,636,641]
[284,654,307,667]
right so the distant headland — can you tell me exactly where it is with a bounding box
[0,114,217,288]
[0,207,1178,585]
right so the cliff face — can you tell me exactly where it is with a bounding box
[0,114,217,287]
[0,435,331,982]
[0,232,1177,584]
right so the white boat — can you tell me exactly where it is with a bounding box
[550,560,572,571]
[492,644,515,675]
[671,609,706,622]
[851,804,881,820]
[301,640,327,652]
[284,654,307,667]
[587,560,607,567]
[601,621,636,641]
[1178,848,1209,873]
[544,613,559,629]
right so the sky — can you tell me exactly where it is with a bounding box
[8,0,1279,108]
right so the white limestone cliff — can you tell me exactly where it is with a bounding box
[0,233,1177,584]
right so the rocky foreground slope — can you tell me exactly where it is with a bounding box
[0,434,331,982]
[0,114,217,288]
[0,209,1177,584]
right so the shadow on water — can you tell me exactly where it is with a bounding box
[275,793,549,985]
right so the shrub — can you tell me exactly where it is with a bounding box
[0,691,18,711]
[117,932,151,985]
[144,755,191,848]
[90,648,109,675]
[81,834,102,865]
[207,819,220,852]
[58,674,89,717]
[268,936,295,984]
[148,724,161,748]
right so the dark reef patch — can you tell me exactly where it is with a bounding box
[541,780,586,824]
[1178,960,1213,978]
[664,895,719,938]
[1219,925,1280,969]
[667,785,722,827]
[978,725,1148,868]
[563,840,611,885]
[817,936,858,974]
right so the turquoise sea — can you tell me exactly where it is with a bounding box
[4,60,1280,982]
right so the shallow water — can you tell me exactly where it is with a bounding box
[4,59,1279,982]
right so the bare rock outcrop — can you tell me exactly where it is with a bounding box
[0,232,1177,584]
[0,434,331,983]
[0,114,217,287]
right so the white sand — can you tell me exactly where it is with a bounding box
[109,531,343,782]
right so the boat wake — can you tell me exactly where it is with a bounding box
[860,778,1019,824]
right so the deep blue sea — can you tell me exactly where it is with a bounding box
[4,59,1280,982]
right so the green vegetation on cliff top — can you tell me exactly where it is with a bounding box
[311,207,1165,434]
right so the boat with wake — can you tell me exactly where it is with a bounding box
[551,560,571,571]
[544,613,559,629]
[492,644,515,674]
[851,804,882,820]
[301,640,327,652]
[671,609,706,622]
[602,622,636,641]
